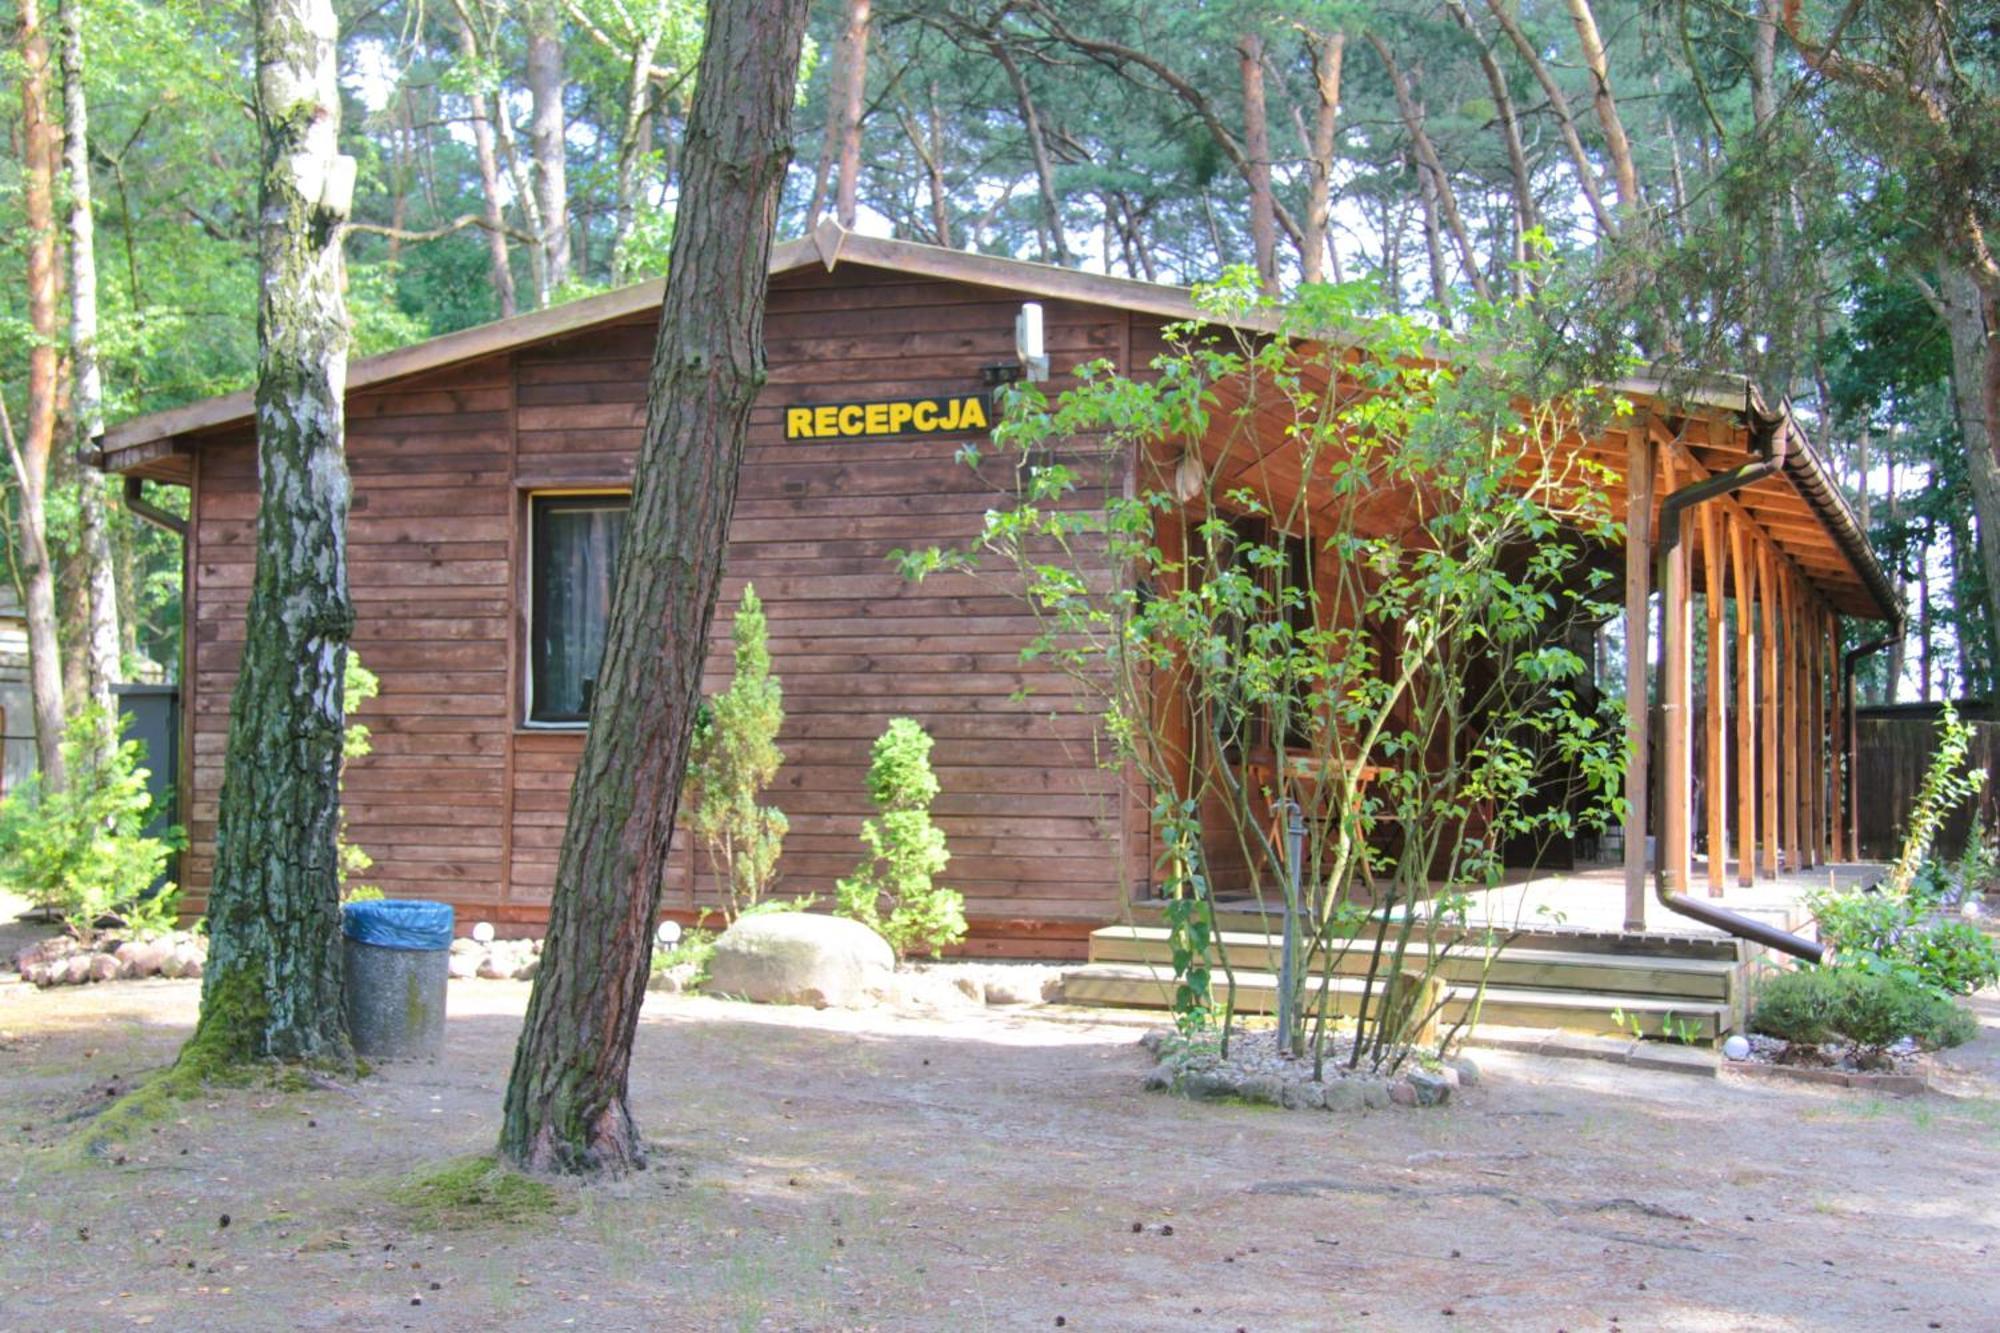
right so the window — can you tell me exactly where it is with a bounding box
[528,494,628,725]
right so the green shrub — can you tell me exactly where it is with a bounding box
[683,584,788,920]
[1810,885,2000,996]
[338,653,380,903]
[834,718,966,959]
[0,708,181,942]
[1751,968,1976,1051]
[1885,703,1986,897]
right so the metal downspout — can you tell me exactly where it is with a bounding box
[122,475,187,537]
[1650,414,1830,963]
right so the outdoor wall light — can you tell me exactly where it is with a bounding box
[982,301,1050,386]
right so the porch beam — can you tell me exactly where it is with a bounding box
[1784,569,1802,872]
[1623,428,1657,932]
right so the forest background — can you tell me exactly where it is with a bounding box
[3,0,1995,747]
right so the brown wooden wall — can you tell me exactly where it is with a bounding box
[183,264,1152,957]
[1851,709,2000,862]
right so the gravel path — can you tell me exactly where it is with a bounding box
[2,968,1996,1331]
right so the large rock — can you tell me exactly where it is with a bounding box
[706,913,893,1008]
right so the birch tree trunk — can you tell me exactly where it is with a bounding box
[499,0,811,1177]
[183,0,355,1069]
[1563,0,1641,214]
[59,0,122,730]
[10,0,67,788]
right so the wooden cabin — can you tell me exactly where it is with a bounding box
[96,223,1898,960]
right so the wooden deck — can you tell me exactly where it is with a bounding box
[1056,859,1887,1039]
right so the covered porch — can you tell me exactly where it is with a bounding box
[1130,344,1900,959]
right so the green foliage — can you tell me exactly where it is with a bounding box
[1885,704,1987,897]
[683,585,788,920]
[337,653,381,903]
[1811,707,2000,995]
[914,282,1624,1071]
[1751,967,1977,1051]
[835,718,967,960]
[388,1155,567,1231]
[0,708,179,943]
[651,924,715,978]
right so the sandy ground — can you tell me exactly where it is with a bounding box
[2,946,1998,1331]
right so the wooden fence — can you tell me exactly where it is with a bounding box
[1851,702,1999,862]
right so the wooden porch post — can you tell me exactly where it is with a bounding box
[1623,429,1656,931]
[1779,566,1797,872]
[1824,604,1832,856]
[1661,457,1694,899]
[1702,504,1727,894]
[1730,516,1756,886]
[1759,544,1780,878]
[1808,598,1824,867]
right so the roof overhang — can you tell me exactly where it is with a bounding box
[96,221,1898,622]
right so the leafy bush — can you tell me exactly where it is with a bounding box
[1751,968,1976,1050]
[684,585,789,920]
[338,652,380,903]
[0,708,181,942]
[835,718,966,959]
[1811,883,2000,996]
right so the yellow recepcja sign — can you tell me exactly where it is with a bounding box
[783,395,990,440]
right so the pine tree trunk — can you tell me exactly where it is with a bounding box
[499,0,811,1177]
[1298,31,1342,286]
[833,0,870,229]
[59,0,122,729]
[184,0,355,1069]
[1237,32,1277,292]
[1940,264,2000,676]
[11,0,67,788]
[526,4,570,292]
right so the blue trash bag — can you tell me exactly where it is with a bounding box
[341,899,455,951]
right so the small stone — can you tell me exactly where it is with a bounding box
[475,956,510,981]
[1281,1081,1326,1110]
[115,940,168,978]
[158,951,186,980]
[1361,1080,1392,1110]
[1448,1056,1481,1087]
[446,953,478,980]
[62,955,94,985]
[1390,1081,1419,1107]
[1141,1066,1172,1092]
[1322,1080,1367,1113]
[1236,1075,1284,1106]
[953,975,985,1002]
[1137,1029,1169,1055]
[448,938,481,957]
[511,960,539,982]
[87,953,121,983]
[1039,975,1066,1003]
[981,974,1039,1006]
[1405,1069,1452,1107]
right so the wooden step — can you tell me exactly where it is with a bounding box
[1059,961,1730,1041]
[1088,926,1738,1004]
[1119,902,1743,961]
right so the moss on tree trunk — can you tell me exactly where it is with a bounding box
[185,0,355,1069]
[497,0,812,1176]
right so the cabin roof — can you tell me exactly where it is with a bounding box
[95,219,1897,622]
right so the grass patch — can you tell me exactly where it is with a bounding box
[388,1154,569,1231]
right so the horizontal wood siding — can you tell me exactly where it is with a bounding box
[181,266,1144,954]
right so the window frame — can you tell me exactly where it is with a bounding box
[521,489,632,729]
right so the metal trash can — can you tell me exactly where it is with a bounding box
[342,899,454,1059]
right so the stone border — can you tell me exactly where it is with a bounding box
[1138,1029,1470,1112]
[1721,1059,1932,1096]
